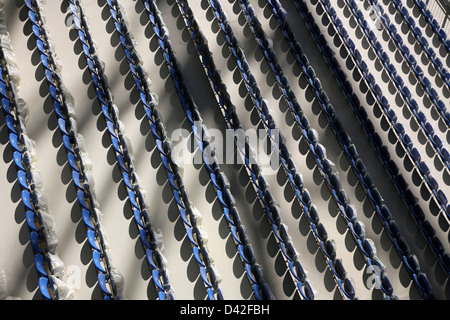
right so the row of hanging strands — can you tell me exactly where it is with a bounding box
[335,0,450,205]
[204,0,380,300]
[264,0,435,300]
[294,0,450,268]
[0,7,74,300]
[292,0,446,296]
[62,0,176,300]
[101,0,273,300]
[234,0,399,299]
[173,0,315,300]
[22,0,124,300]
[1,0,448,300]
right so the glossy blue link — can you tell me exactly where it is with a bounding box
[39,277,52,300]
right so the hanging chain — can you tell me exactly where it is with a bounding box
[174,0,315,300]
[24,0,122,299]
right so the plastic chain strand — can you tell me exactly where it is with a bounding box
[342,0,450,176]
[386,0,450,118]
[121,0,231,300]
[24,0,121,299]
[367,0,450,125]
[411,0,450,52]
[306,0,450,263]
[0,36,64,300]
[298,0,447,285]
[293,0,443,296]
[206,0,360,300]
[175,0,310,300]
[99,0,221,299]
[103,0,272,300]
[317,0,450,226]
[63,0,174,300]
[236,0,400,300]
[265,0,435,299]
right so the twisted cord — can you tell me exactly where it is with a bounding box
[266,0,436,299]
[175,0,311,300]
[64,0,175,300]
[24,0,122,299]
[206,0,361,300]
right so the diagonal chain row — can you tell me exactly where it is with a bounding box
[237,0,398,299]
[175,0,313,300]
[0,30,64,300]
[341,0,450,184]
[292,0,441,296]
[303,0,450,267]
[63,0,174,300]
[206,0,361,300]
[24,0,121,299]
[266,0,435,299]
[104,0,273,300]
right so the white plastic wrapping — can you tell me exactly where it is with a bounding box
[152,227,165,253]
[51,275,76,300]
[16,98,30,126]
[46,253,65,277]
[0,268,21,300]
[110,267,126,299]
[0,268,8,300]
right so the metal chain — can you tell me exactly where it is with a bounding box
[24,0,121,299]
[206,0,362,300]
[63,0,175,300]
